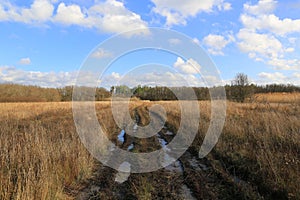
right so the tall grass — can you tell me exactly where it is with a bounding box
[158,99,300,198]
[0,103,94,200]
[0,93,299,199]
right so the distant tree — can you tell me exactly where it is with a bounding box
[58,86,73,101]
[232,73,249,87]
[231,73,252,102]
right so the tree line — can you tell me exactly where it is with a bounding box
[0,74,299,102]
[0,84,110,102]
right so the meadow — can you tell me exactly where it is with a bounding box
[0,92,299,199]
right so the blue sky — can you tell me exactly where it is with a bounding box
[0,0,300,87]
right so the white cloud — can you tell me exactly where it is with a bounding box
[237,29,283,59]
[258,72,286,81]
[192,38,200,45]
[54,3,86,25]
[173,57,201,74]
[0,0,148,35]
[82,0,149,34]
[257,72,287,84]
[202,34,234,55]
[267,58,300,70]
[91,48,113,58]
[168,38,181,45]
[151,0,231,26]
[237,0,300,70]
[221,2,232,11]
[0,66,78,87]
[111,72,121,80]
[243,0,277,16]
[104,71,203,87]
[0,0,54,24]
[0,66,225,88]
[256,72,300,85]
[240,13,300,36]
[293,72,300,79]
[19,57,31,65]
[0,4,8,20]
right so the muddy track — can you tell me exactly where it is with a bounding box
[75,105,263,200]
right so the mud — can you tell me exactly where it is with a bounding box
[75,105,263,200]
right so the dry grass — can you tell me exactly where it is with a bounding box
[250,92,300,103]
[0,94,299,199]
[156,99,300,199]
[0,102,94,200]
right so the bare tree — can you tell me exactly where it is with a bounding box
[231,73,250,102]
[232,73,249,86]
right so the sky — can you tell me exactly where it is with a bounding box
[0,0,300,88]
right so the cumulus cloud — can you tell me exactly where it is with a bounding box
[267,58,300,70]
[258,72,286,81]
[256,72,300,85]
[202,34,234,55]
[244,0,277,16]
[241,0,300,36]
[104,71,204,87]
[0,0,54,23]
[53,0,149,34]
[173,57,201,74]
[19,57,31,65]
[237,29,283,59]
[54,3,87,25]
[237,0,300,70]
[0,65,226,88]
[0,66,78,87]
[240,13,300,36]
[151,0,231,26]
[0,0,148,35]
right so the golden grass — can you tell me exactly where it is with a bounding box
[0,96,299,199]
[156,100,300,198]
[0,102,94,200]
[250,92,300,103]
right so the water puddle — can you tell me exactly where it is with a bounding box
[181,185,197,200]
[157,133,195,199]
[127,143,134,151]
[165,130,174,136]
[115,125,136,183]
[133,123,138,132]
[117,129,125,144]
[157,134,183,173]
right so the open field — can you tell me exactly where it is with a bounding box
[249,92,300,103]
[0,94,299,199]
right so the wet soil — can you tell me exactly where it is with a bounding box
[75,105,263,200]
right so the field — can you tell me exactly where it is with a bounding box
[0,93,299,199]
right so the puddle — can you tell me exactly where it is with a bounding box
[127,143,134,151]
[157,132,195,199]
[181,184,197,200]
[157,136,168,148]
[133,123,138,132]
[165,131,174,136]
[115,126,135,183]
[157,134,183,173]
[115,162,131,184]
[117,129,125,144]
